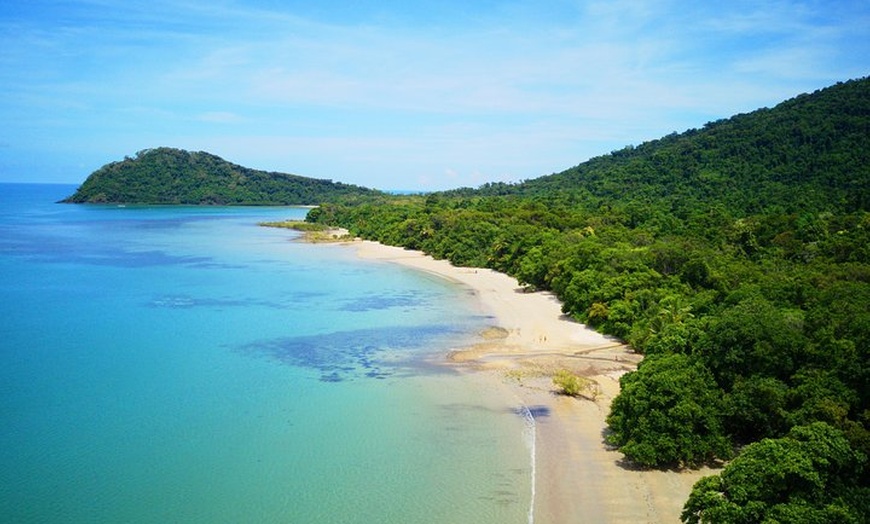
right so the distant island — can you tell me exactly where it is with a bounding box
[61,147,380,205]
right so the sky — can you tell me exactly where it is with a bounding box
[1,1,868,190]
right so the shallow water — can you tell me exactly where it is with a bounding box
[0,184,531,523]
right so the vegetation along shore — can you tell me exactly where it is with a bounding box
[305,78,869,523]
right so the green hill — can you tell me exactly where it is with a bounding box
[62,147,379,205]
[456,77,870,215]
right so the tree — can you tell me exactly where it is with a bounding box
[606,354,731,467]
[695,295,808,389]
[681,422,868,524]
[724,375,790,442]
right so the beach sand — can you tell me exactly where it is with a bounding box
[349,240,714,524]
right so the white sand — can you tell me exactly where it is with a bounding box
[347,240,713,523]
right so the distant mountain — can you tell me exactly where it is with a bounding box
[61,147,380,205]
[458,77,870,216]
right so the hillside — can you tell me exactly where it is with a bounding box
[457,77,870,216]
[61,147,379,205]
[307,77,870,522]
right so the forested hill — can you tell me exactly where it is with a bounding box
[456,77,870,216]
[61,147,379,205]
[308,77,869,522]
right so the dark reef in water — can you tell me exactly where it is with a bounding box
[240,324,464,382]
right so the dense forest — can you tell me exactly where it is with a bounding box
[307,78,869,522]
[61,147,379,205]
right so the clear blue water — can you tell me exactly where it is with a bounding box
[0,184,531,523]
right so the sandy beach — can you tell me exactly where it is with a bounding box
[349,240,714,524]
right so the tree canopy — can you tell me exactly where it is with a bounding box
[681,422,868,524]
[606,353,732,467]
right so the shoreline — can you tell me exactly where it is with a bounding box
[346,239,713,523]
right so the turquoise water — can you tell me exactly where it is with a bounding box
[0,184,532,523]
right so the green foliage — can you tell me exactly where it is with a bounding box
[724,375,790,442]
[62,147,379,205]
[695,295,809,389]
[553,369,588,397]
[681,422,868,524]
[606,354,732,467]
[259,220,330,231]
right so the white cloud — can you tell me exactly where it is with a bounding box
[1,0,868,186]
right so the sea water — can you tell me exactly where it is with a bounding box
[0,184,532,523]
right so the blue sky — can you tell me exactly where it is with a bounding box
[1,1,868,190]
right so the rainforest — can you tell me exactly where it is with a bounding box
[307,78,870,522]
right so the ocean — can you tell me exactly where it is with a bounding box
[0,184,532,523]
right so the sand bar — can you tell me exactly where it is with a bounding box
[349,240,714,523]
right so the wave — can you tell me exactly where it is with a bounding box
[517,404,537,524]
